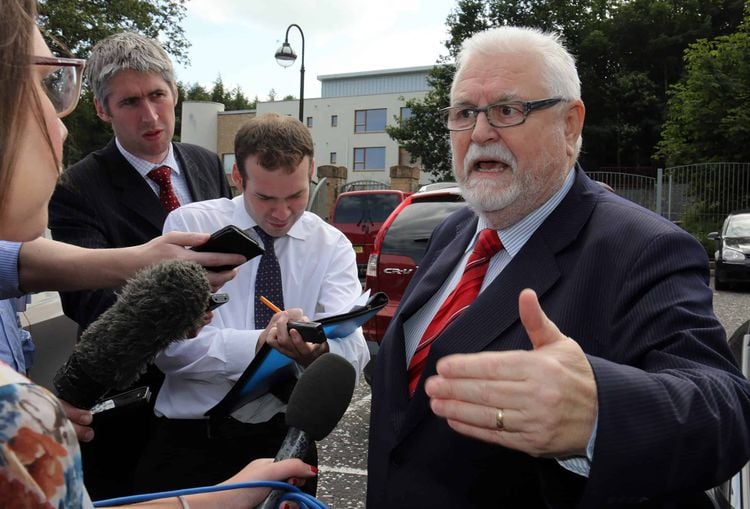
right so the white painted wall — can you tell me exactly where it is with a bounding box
[181,101,225,150]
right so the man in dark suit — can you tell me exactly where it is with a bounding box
[48,32,231,499]
[367,26,750,508]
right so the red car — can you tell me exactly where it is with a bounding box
[363,186,465,343]
[330,190,409,277]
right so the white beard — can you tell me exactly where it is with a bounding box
[453,142,566,220]
[455,143,524,212]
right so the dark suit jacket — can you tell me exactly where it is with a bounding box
[48,139,231,331]
[367,169,750,508]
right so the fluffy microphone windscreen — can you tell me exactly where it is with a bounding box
[285,352,356,441]
[53,260,210,408]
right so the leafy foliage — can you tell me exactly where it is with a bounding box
[38,0,190,64]
[657,10,750,164]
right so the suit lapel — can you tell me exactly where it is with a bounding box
[175,143,213,201]
[102,140,166,231]
[399,214,478,321]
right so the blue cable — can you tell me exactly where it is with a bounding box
[93,480,329,508]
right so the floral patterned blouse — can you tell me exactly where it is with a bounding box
[0,362,93,508]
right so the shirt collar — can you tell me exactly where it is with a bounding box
[115,138,180,177]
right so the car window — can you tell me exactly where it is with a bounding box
[333,194,403,223]
[726,215,750,237]
[381,201,466,265]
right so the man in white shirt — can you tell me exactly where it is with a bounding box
[134,112,369,493]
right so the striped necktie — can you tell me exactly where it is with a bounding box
[407,228,502,397]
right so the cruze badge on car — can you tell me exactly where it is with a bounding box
[384,267,415,275]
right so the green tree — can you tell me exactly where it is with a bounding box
[37,0,189,64]
[225,86,256,111]
[37,0,190,165]
[657,10,750,164]
[210,75,226,104]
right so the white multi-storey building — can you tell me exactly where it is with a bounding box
[182,65,435,186]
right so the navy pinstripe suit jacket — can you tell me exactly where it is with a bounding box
[367,168,750,508]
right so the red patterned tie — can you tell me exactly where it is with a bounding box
[147,166,180,212]
[407,228,502,397]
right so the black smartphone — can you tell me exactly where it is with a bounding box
[90,386,151,415]
[287,320,327,343]
[191,225,265,271]
[207,292,229,311]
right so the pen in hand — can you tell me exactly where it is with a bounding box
[259,295,326,344]
[259,295,282,314]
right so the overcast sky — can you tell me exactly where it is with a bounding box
[174,0,457,102]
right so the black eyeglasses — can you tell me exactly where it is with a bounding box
[31,55,86,118]
[440,97,565,131]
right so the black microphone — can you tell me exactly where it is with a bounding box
[256,352,356,509]
[53,260,211,409]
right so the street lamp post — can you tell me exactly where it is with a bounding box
[274,23,305,122]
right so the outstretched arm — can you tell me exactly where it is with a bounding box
[18,234,244,293]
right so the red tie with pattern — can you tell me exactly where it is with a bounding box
[147,166,180,212]
[407,228,502,397]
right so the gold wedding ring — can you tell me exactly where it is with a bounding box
[495,408,504,430]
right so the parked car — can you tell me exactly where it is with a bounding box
[363,187,465,344]
[708,210,750,290]
[331,190,409,277]
[417,181,458,193]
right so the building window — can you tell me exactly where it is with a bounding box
[306,116,313,128]
[400,107,412,121]
[354,108,387,133]
[330,152,337,164]
[353,147,386,170]
[331,115,338,127]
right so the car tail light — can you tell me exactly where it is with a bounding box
[366,253,378,279]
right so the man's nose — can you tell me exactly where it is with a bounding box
[470,111,500,144]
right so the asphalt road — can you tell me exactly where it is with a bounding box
[315,282,750,508]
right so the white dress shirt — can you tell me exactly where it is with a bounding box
[156,196,370,422]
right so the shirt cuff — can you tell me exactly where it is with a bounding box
[0,241,22,299]
[556,410,598,477]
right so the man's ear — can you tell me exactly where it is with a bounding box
[564,100,585,158]
[308,158,315,180]
[231,162,244,190]
[171,84,179,107]
[94,98,111,123]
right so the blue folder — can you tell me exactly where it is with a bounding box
[205,292,388,417]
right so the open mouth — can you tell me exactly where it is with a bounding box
[473,159,511,172]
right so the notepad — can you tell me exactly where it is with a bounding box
[205,291,388,418]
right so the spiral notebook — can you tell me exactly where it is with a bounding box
[205,291,388,418]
